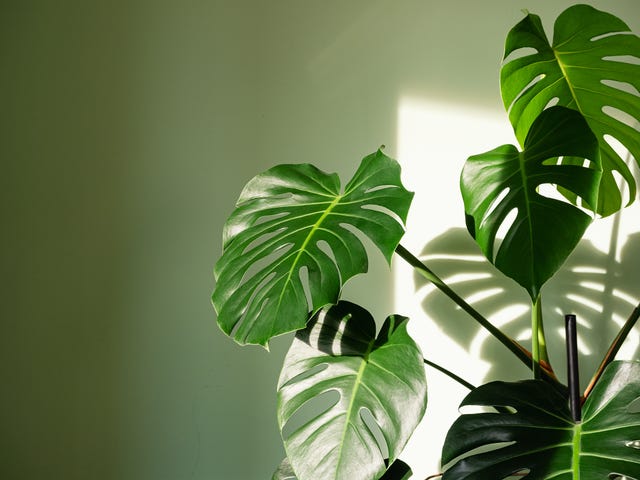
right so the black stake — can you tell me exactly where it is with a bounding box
[565,314,581,422]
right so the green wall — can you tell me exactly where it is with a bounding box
[2,1,638,479]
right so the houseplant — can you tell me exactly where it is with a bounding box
[212,4,640,479]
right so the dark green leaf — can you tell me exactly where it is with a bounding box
[442,361,640,479]
[461,106,600,300]
[277,301,427,480]
[501,4,640,216]
[212,150,413,346]
[379,459,412,480]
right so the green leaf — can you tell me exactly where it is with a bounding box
[501,4,640,216]
[441,361,640,479]
[277,301,427,480]
[272,457,413,480]
[378,460,412,480]
[461,106,600,300]
[212,150,413,346]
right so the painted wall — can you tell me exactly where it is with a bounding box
[2,1,638,479]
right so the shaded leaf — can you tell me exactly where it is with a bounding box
[212,150,413,346]
[442,361,640,479]
[461,106,600,299]
[277,301,427,480]
[501,4,640,216]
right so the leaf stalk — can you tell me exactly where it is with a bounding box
[395,244,558,383]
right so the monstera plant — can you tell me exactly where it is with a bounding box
[212,4,640,479]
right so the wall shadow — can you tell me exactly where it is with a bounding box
[414,228,640,387]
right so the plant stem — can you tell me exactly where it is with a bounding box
[423,358,475,391]
[531,295,550,379]
[583,300,640,400]
[395,243,557,382]
[565,314,581,422]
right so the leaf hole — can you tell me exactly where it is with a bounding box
[591,31,633,42]
[492,207,518,262]
[280,362,329,389]
[459,404,517,414]
[360,407,390,459]
[503,47,538,64]
[240,243,293,286]
[364,184,397,194]
[507,74,545,114]
[280,389,340,441]
[481,187,510,227]
[442,441,516,472]
[361,204,404,226]
[298,266,313,311]
[242,227,287,255]
[601,79,640,97]
[609,474,638,480]
[544,97,560,109]
[604,134,635,161]
[230,272,276,338]
[602,106,640,133]
[317,239,338,266]
[253,211,290,226]
[536,183,593,216]
[602,54,640,65]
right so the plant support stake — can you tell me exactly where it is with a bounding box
[565,314,580,422]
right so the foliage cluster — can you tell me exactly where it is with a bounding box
[213,5,640,479]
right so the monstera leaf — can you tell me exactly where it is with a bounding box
[212,150,413,346]
[272,458,413,480]
[501,4,640,216]
[277,301,427,480]
[461,106,600,300]
[441,361,640,479]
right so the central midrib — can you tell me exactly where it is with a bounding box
[277,194,343,309]
[336,339,375,475]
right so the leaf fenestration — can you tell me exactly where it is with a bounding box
[213,150,413,346]
[442,361,640,479]
[501,4,640,216]
[277,301,427,480]
[461,106,600,299]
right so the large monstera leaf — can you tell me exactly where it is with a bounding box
[277,301,427,480]
[461,106,600,300]
[501,4,640,216]
[212,150,413,346]
[442,360,640,479]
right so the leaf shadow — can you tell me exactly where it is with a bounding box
[415,228,640,386]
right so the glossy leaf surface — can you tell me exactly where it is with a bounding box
[277,301,427,480]
[442,361,640,479]
[501,4,640,216]
[272,458,412,480]
[461,106,600,300]
[213,150,413,346]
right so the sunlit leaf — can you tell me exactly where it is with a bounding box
[277,301,427,480]
[501,4,640,216]
[461,106,600,299]
[212,150,413,346]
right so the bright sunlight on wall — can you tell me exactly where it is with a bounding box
[394,96,640,477]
